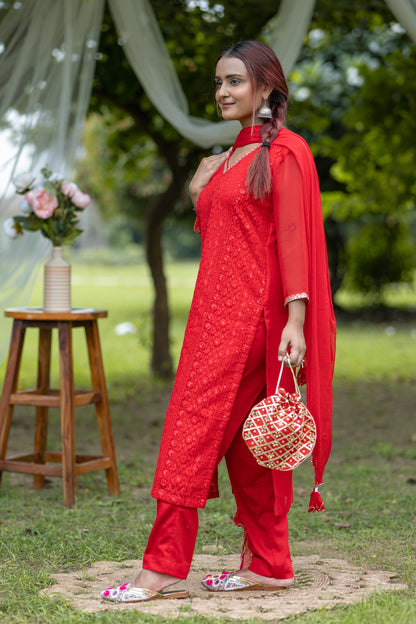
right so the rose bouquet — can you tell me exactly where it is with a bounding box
[4,167,91,246]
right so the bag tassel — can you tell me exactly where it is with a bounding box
[296,360,306,386]
[308,483,325,513]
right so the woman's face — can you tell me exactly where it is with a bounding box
[215,56,269,128]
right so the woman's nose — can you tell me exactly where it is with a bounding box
[218,83,229,97]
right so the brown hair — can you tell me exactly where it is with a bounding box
[218,41,288,199]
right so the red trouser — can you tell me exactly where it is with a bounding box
[143,318,294,580]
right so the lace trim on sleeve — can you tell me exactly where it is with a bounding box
[285,293,309,306]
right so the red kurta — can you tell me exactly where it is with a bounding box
[152,126,336,513]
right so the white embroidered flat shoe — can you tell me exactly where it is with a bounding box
[100,582,189,603]
[201,571,288,592]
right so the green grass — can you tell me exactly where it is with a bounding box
[0,260,415,623]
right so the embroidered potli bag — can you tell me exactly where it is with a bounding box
[243,354,319,497]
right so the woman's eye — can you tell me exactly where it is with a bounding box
[215,80,222,89]
[230,79,240,85]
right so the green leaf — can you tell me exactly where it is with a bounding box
[62,228,83,245]
[14,215,43,232]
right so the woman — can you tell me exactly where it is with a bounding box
[101,40,336,603]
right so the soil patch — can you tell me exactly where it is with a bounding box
[40,554,406,620]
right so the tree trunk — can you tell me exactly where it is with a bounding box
[87,81,203,378]
[145,163,193,378]
[146,205,172,378]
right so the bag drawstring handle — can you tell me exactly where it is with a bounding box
[276,352,301,396]
[276,353,325,513]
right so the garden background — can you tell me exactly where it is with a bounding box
[0,1,415,622]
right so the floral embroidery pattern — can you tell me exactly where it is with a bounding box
[152,145,310,508]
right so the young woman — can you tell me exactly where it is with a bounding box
[101,40,336,603]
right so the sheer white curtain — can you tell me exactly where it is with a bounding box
[108,0,316,147]
[0,0,105,359]
[385,0,416,41]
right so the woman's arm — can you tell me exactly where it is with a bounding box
[189,149,231,208]
[278,297,307,368]
[271,147,309,367]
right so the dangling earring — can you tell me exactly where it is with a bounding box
[256,99,272,119]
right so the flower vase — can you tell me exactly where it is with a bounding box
[43,246,71,312]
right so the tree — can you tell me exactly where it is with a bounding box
[84,0,283,377]
[329,45,416,300]
[287,4,416,300]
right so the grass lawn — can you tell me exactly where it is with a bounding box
[0,260,415,623]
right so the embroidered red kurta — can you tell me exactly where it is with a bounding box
[152,126,336,512]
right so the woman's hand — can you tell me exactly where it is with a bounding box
[189,149,231,208]
[278,299,307,367]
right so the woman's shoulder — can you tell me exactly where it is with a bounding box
[270,128,314,163]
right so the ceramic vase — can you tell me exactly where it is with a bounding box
[43,246,71,312]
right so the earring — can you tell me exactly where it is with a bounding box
[256,100,272,119]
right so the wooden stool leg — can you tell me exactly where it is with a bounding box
[85,321,120,496]
[58,321,76,508]
[0,320,25,485]
[33,328,52,490]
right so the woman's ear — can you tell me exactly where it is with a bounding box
[262,84,273,100]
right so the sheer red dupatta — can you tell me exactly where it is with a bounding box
[272,129,336,511]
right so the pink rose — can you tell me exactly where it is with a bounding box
[61,181,77,198]
[25,189,58,219]
[71,189,91,209]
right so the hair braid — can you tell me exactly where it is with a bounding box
[246,117,281,199]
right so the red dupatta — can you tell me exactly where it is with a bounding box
[236,126,336,511]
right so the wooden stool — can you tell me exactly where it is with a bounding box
[0,307,120,507]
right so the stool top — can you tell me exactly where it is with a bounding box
[4,307,108,321]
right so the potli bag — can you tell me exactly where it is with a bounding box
[243,354,316,472]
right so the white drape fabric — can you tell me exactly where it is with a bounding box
[385,0,416,41]
[108,0,315,147]
[267,0,316,72]
[0,0,105,359]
